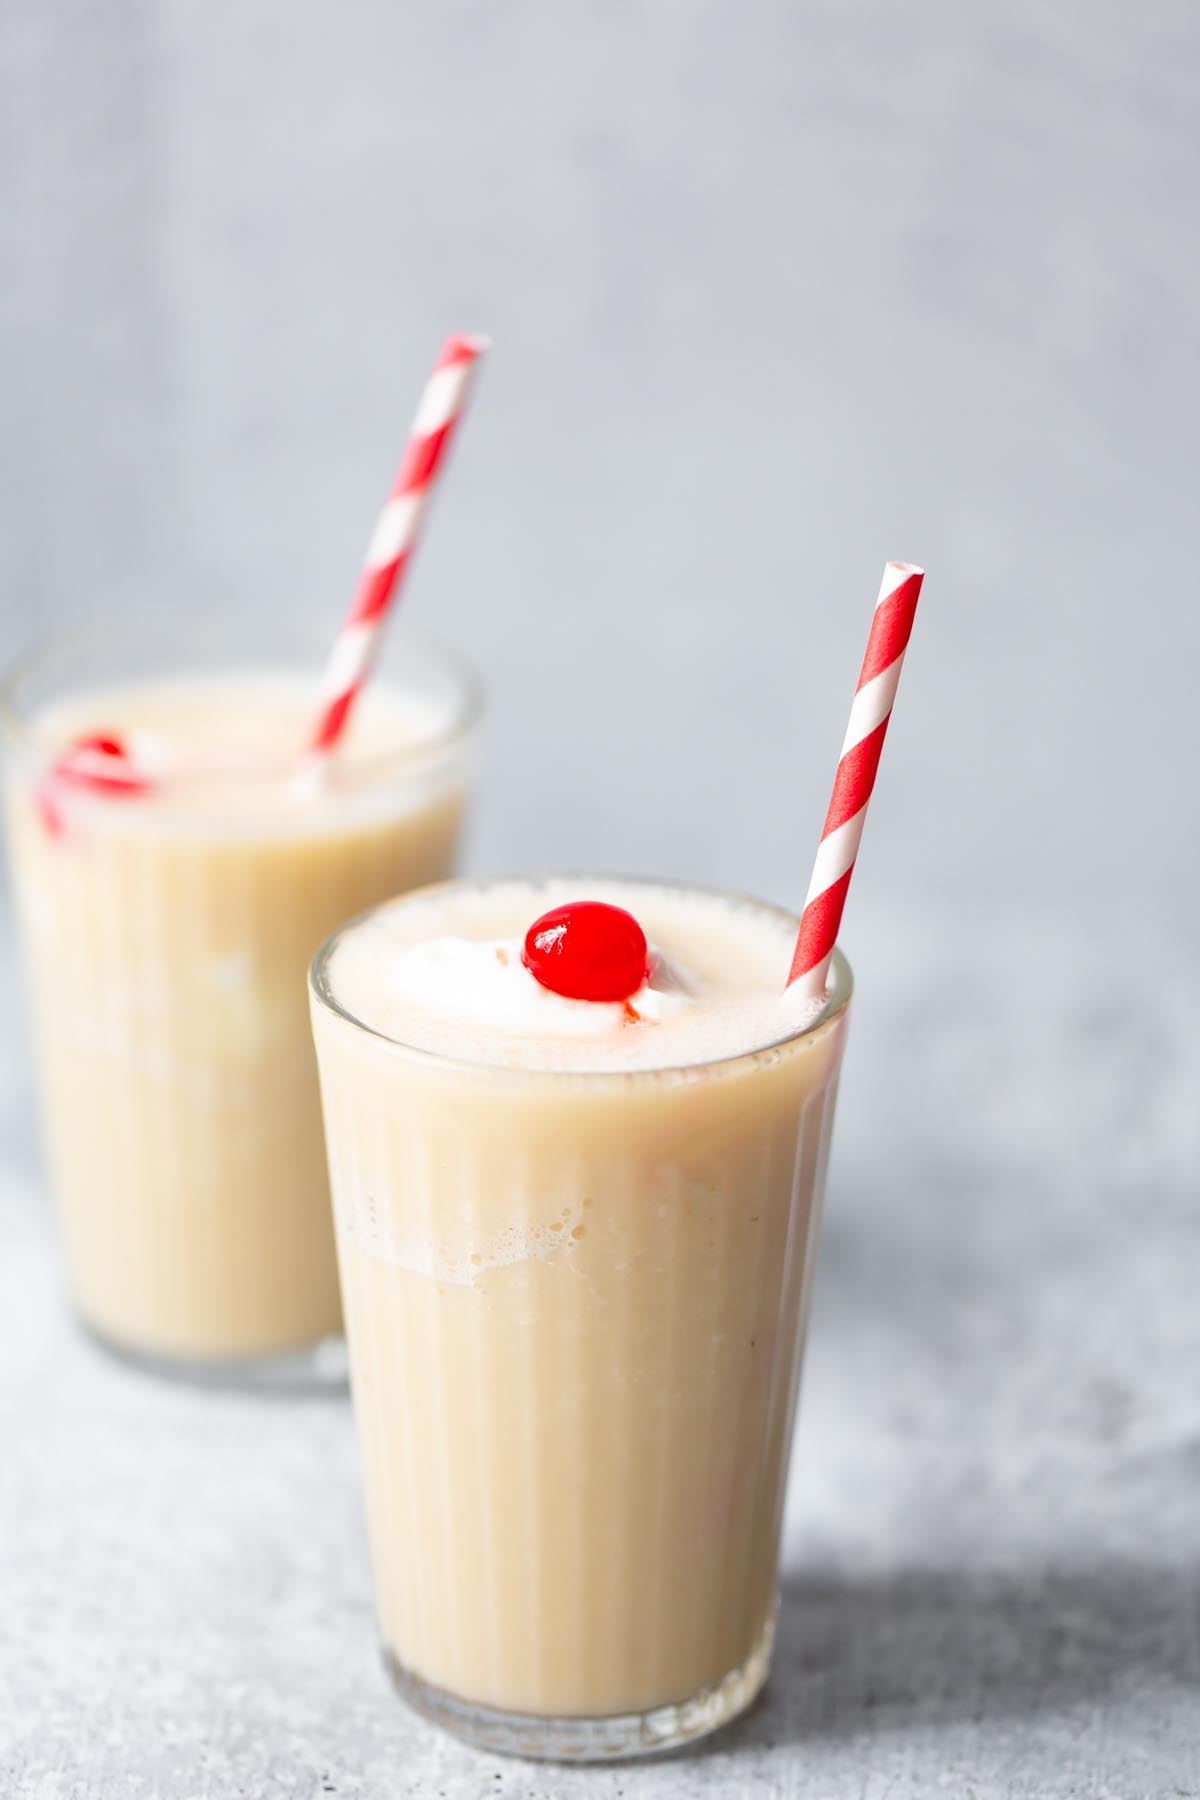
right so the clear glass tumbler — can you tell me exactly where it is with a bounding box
[309,878,851,1758]
[2,613,479,1383]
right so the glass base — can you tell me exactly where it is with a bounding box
[79,1317,349,1395]
[382,1611,774,1762]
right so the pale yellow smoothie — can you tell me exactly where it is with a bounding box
[310,878,850,1757]
[4,655,476,1368]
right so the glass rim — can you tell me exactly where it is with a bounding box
[309,874,854,1085]
[0,617,484,789]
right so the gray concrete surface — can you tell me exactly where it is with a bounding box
[2,906,1198,1799]
[2,2,1199,1794]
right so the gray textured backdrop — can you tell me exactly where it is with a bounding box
[3,1,1197,926]
[2,6,1199,1797]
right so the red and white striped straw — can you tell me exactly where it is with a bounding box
[303,332,489,763]
[787,561,924,996]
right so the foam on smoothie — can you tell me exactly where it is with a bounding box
[33,671,455,829]
[325,879,825,1073]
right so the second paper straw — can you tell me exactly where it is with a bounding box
[787,562,924,996]
[304,332,489,763]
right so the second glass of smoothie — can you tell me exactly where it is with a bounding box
[3,614,479,1379]
[310,877,850,1757]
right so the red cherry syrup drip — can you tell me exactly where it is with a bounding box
[522,901,649,1004]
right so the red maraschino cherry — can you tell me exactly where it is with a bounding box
[37,733,149,838]
[54,733,149,795]
[522,901,649,1003]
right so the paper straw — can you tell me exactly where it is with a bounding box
[303,333,489,764]
[787,562,924,995]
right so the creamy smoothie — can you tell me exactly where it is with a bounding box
[4,651,476,1368]
[310,878,850,1756]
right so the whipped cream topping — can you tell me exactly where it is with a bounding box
[30,673,458,834]
[381,935,699,1040]
[322,880,833,1074]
